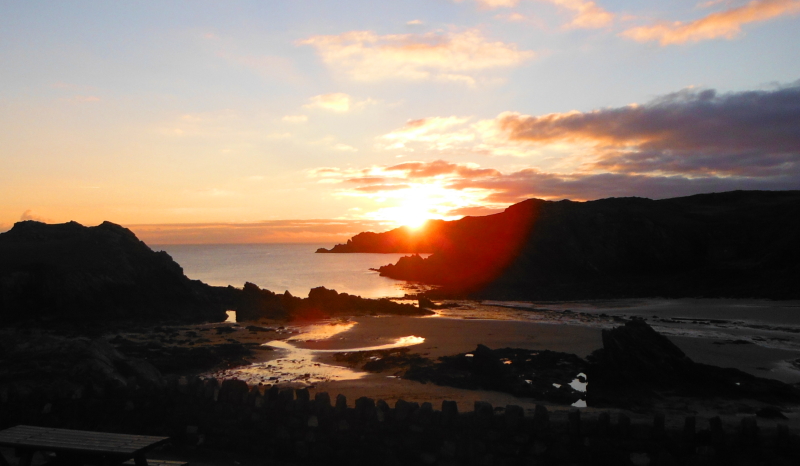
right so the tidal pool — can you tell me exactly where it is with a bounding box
[208,320,424,385]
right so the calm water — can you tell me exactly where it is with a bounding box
[155,243,424,299]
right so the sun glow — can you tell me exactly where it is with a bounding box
[351,180,497,229]
[392,205,430,229]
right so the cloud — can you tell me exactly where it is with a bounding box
[621,0,800,45]
[282,114,308,123]
[493,83,800,177]
[407,19,424,25]
[384,160,501,179]
[305,93,353,112]
[380,116,474,150]
[333,143,358,152]
[303,93,378,113]
[456,0,613,28]
[375,81,800,175]
[451,169,795,203]
[321,80,800,218]
[544,0,615,28]
[477,0,520,7]
[20,210,52,223]
[451,0,520,8]
[496,12,530,22]
[298,29,536,85]
[317,157,800,218]
[126,219,396,244]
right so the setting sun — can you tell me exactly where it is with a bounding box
[393,206,429,229]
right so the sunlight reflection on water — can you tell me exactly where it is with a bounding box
[209,320,424,386]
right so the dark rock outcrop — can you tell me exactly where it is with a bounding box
[0,220,226,323]
[316,224,447,253]
[0,331,165,400]
[586,320,800,408]
[360,190,800,299]
[218,283,434,322]
[403,345,588,405]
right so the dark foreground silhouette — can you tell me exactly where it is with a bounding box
[321,190,800,299]
[2,320,799,466]
[0,220,429,325]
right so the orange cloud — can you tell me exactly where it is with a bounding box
[453,0,520,9]
[312,156,800,221]
[477,0,520,8]
[381,116,474,150]
[621,0,800,45]
[384,160,501,179]
[305,93,352,112]
[545,0,615,28]
[126,219,394,244]
[298,29,535,85]
[282,114,308,123]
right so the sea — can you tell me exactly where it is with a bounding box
[156,243,426,299]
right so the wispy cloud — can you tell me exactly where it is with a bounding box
[456,0,613,28]
[545,0,615,29]
[305,93,353,112]
[313,156,800,219]
[298,29,536,86]
[126,219,396,244]
[380,116,475,150]
[282,114,308,123]
[304,93,378,113]
[622,0,800,45]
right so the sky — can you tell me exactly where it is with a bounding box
[2,0,799,243]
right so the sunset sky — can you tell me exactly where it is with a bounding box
[2,0,799,243]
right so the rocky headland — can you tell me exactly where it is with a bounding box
[321,190,800,300]
[0,220,227,324]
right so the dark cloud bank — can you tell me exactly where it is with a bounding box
[491,81,800,200]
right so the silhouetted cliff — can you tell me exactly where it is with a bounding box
[0,220,226,323]
[330,191,800,299]
[216,283,433,321]
[316,223,448,253]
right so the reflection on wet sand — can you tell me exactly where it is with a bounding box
[208,320,424,385]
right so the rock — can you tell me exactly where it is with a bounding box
[223,284,433,321]
[756,406,788,419]
[0,333,165,399]
[404,344,586,405]
[0,220,226,323]
[586,320,800,408]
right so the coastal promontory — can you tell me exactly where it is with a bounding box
[0,220,227,323]
[321,190,800,300]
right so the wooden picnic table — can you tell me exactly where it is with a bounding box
[0,425,170,466]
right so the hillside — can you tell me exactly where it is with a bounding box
[323,191,800,299]
[0,220,226,323]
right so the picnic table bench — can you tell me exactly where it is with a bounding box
[0,425,171,466]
